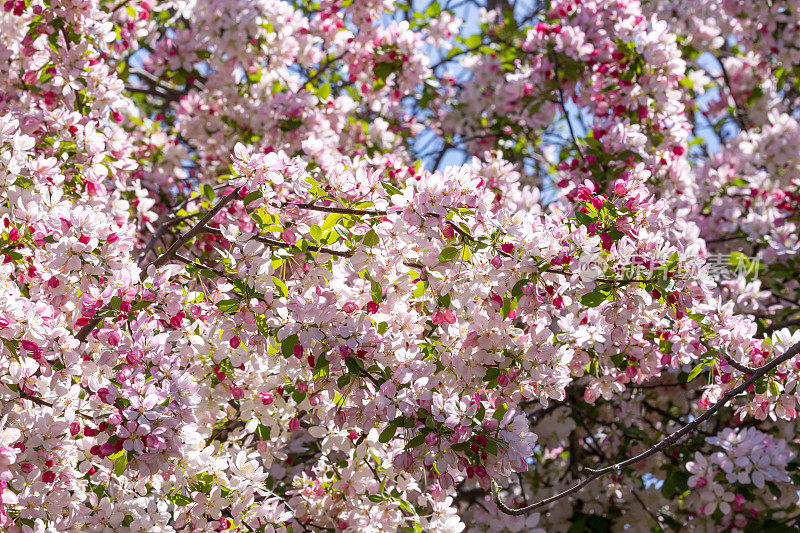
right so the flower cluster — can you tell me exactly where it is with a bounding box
[1,0,800,531]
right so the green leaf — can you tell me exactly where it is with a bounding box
[502,295,512,319]
[112,450,127,476]
[374,62,394,81]
[281,334,299,359]
[243,190,262,206]
[216,299,240,313]
[686,362,707,383]
[309,224,322,242]
[129,300,153,312]
[484,367,500,382]
[413,279,427,298]
[379,424,397,443]
[344,356,362,375]
[257,424,271,441]
[438,247,459,262]
[1,338,18,359]
[404,434,426,450]
[494,402,508,421]
[109,296,122,310]
[766,481,782,498]
[381,182,402,196]
[322,213,342,231]
[337,375,351,389]
[202,184,215,201]
[371,280,382,303]
[272,276,288,297]
[169,492,193,506]
[318,82,331,100]
[580,290,607,307]
[313,353,329,379]
[462,34,482,49]
[363,229,379,247]
[193,472,213,494]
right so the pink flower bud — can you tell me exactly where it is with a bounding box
[439,472,454,489]
[600,232,613,251]
[259,391,274,406]
[281,229,296,245]
[99,443,115,456]
[392,451,413,471]
[97,388,114,405]
[126,350,142,366]
[21,340,39,353]
[442,224,455,239]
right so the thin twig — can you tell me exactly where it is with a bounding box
[631,488,665,532]
[75,188,241,341]
[493,339,800,515]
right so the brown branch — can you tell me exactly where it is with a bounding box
[631,488,665,532]
[286,202,386,217]
[303,52,347,89]
[19,392,93,420]
[764,317,800,335]
[493,339,800,515]
[717,56,748,131]
[147,187,242,273]
[723,356,759,375]
[74,188,241,342]
[550,50,584,161]
[136,213,200,266]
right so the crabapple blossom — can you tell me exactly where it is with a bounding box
[2,0,800,531]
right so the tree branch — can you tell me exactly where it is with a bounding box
[74,188,241,341]
[493,339,800,515]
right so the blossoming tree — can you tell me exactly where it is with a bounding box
[2,0,800,531]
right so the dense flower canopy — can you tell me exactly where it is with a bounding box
[2,0,800,531]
